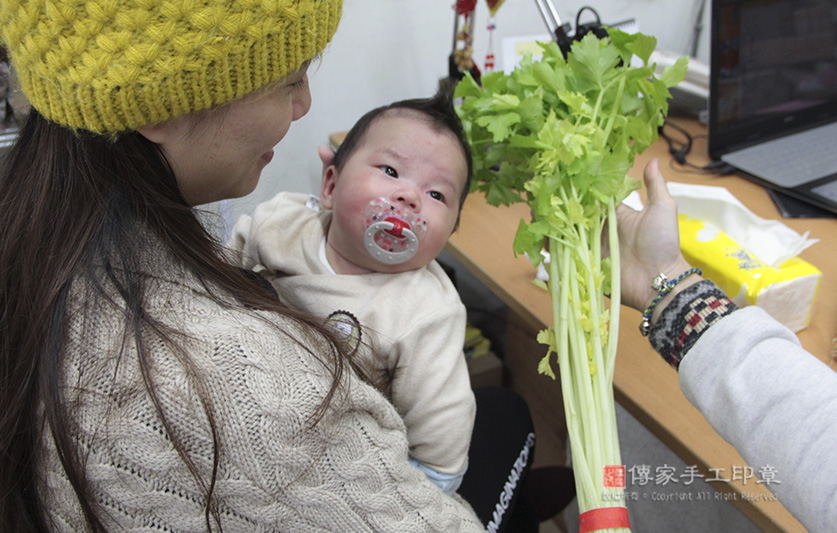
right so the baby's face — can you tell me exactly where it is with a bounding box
[321,111,468,274]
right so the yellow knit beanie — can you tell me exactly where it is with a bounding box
[0,0,342,133]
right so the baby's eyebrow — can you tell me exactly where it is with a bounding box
[379,147,406,161]
[432,171,461,195]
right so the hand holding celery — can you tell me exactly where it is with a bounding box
[455,29,686,529]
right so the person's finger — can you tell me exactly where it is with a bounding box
[643,158,678,211]
[643,158,664,201]
[317,145,335,167]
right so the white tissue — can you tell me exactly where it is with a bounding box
[667,183,817,267]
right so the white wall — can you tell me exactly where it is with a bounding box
[213,0,710,237]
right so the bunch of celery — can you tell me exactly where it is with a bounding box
[455,29,686,528]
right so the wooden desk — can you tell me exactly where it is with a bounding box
[445,118,836,533]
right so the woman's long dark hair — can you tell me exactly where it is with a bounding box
[0,110,364,531]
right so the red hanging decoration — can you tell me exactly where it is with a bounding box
[483,0,504,72]
[484,20,496,71]
[455,0,477,16]
[451,0,477,76]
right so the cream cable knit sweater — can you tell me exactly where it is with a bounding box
[40,245,483,531]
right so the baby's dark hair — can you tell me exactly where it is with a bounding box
[332,80,473,217]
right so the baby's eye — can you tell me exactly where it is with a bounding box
[427,191,445,202]
[381,166,398,178]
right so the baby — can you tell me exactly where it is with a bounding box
[230,86,476,495]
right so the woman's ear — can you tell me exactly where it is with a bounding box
[137,115,192,145]
[136,122,171,144]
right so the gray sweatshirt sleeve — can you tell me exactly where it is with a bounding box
[676,304,837,533]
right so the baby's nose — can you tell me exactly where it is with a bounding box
[392,187,421,211]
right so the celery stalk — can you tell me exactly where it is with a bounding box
[455,28,687,529]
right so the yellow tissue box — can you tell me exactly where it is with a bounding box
[678,214,822,332]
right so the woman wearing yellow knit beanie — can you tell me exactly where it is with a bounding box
[0,1,488,530]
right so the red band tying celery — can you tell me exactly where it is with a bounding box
[579,507,630,533]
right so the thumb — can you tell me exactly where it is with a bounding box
[643,158,676,210]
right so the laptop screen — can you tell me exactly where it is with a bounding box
[708,0,837,160]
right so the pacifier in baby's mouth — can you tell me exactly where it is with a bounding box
[363,198,428,264]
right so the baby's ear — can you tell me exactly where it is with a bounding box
[317,146,338,209]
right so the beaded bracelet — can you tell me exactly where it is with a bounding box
[639,267,703,336]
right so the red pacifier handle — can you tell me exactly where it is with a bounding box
[384,216,408,238]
